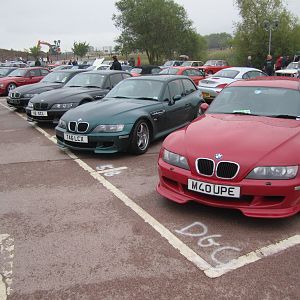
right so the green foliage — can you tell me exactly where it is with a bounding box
[206,48,239,66]
[113,0,207,64]
[233,0,300,68]
[205,33,233,50]
[72,41,90,58]
[29,46,41,59]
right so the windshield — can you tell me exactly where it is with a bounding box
[287,62,298,69]
[41,71,71,83]
[213,69,239,79]
[208,86,300,117]
[8,69,27,77]
[163,61,174,67]
[204,60,216,66]
[0,68,13,76]
[106,79,164,100]
[160,68,178,75]
[64,73,106,88]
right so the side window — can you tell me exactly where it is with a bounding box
[122,73,132,80]
[41,69,49,76]
[168,79,184,100]
[182,79,196,95]
[110,73,123,88]
[162,85,170,101]
[29,69,41,77]
[242,72,251,79]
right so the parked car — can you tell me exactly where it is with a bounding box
[50,65,74,71]
[159,66,206,85]
[199,60,230,75]
[275,62,299,77]
[26,70,132,123]
[130,65,162,76]
[6,69,86,109]
[0,67,50,95]
[181,61,204,67]
[160,60,184,69]
[157,77,300,218]
[55,75,204,154]
[0,67,17,78]
[198,67,267,103]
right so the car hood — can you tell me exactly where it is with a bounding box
[164,114,300,179]
[199,77,236,88]
[275,69,298,75]
[62,97,160,125]
[12,82,62,94]
[30,86,107,103]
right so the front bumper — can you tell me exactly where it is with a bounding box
[157,158,300,218]
[55,126,132,154]
[26,107,67,123]
[7,97,30,108]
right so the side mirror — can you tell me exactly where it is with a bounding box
[200,102,209,112]
[173,94,181,101]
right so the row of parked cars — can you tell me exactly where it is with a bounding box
[2,62,300,219]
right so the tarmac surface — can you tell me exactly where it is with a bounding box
[0,96,299,300]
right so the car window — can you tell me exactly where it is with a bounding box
[40,69,50,76]
[182,79,196,95]
[242,71,265,79]
[162,84,170,101]
[29,69,41,77]
[109,73,123,88]
[151,68,161,74]
[122,73,132,80]
[168,79,184,100]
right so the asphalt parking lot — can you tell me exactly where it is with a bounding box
[0,96,299,299]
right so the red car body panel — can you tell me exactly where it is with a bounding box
[157,78,300,218]
[199,60,230,75]
[0,67,49,95]
[161,66,205,85]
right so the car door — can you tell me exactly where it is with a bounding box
[28,69,43,84]
[163,78,192,129]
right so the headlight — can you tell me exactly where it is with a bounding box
[27,102,33,108]
[246,166,298,180]
[0,83,4,88]
[163,149,190,170]
[58,119,67,129]
[52,103,76,109]
[24,93,37,98]
[93,124,124,132]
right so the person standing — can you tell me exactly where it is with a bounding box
[110,55,122,70]
[246,55,253,67]
[263,54,274,76]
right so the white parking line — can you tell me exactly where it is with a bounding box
[1,101,300,278]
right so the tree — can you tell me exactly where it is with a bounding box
[233,0,300,68]
[72,41,90,59]
[205,33,233,50]
[29,45,41,60]
[113,0,206,64]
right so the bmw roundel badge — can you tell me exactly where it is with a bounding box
[215,153,223,160]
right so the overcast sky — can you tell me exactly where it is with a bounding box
[0,0,299,52]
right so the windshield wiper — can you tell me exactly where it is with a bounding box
[111,96,131,99]
[267,114,298,119]
[133,97,157,100]
[67,85,81,87]
[230,111,259,116]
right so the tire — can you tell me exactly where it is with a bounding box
[6,83,16,94]
[129,119,150,154]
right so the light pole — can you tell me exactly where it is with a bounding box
[263,19,279,55]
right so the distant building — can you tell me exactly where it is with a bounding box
[102,46,113,55]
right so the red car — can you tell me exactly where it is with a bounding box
[157,77,300,218]
[0,67,50,95]
[199,60,230,75]
[159,66,206,85]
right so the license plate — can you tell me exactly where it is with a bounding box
[64,132,88,143]
[188,179,240,198]
[31,110,48,116]
[202,92,210,98]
